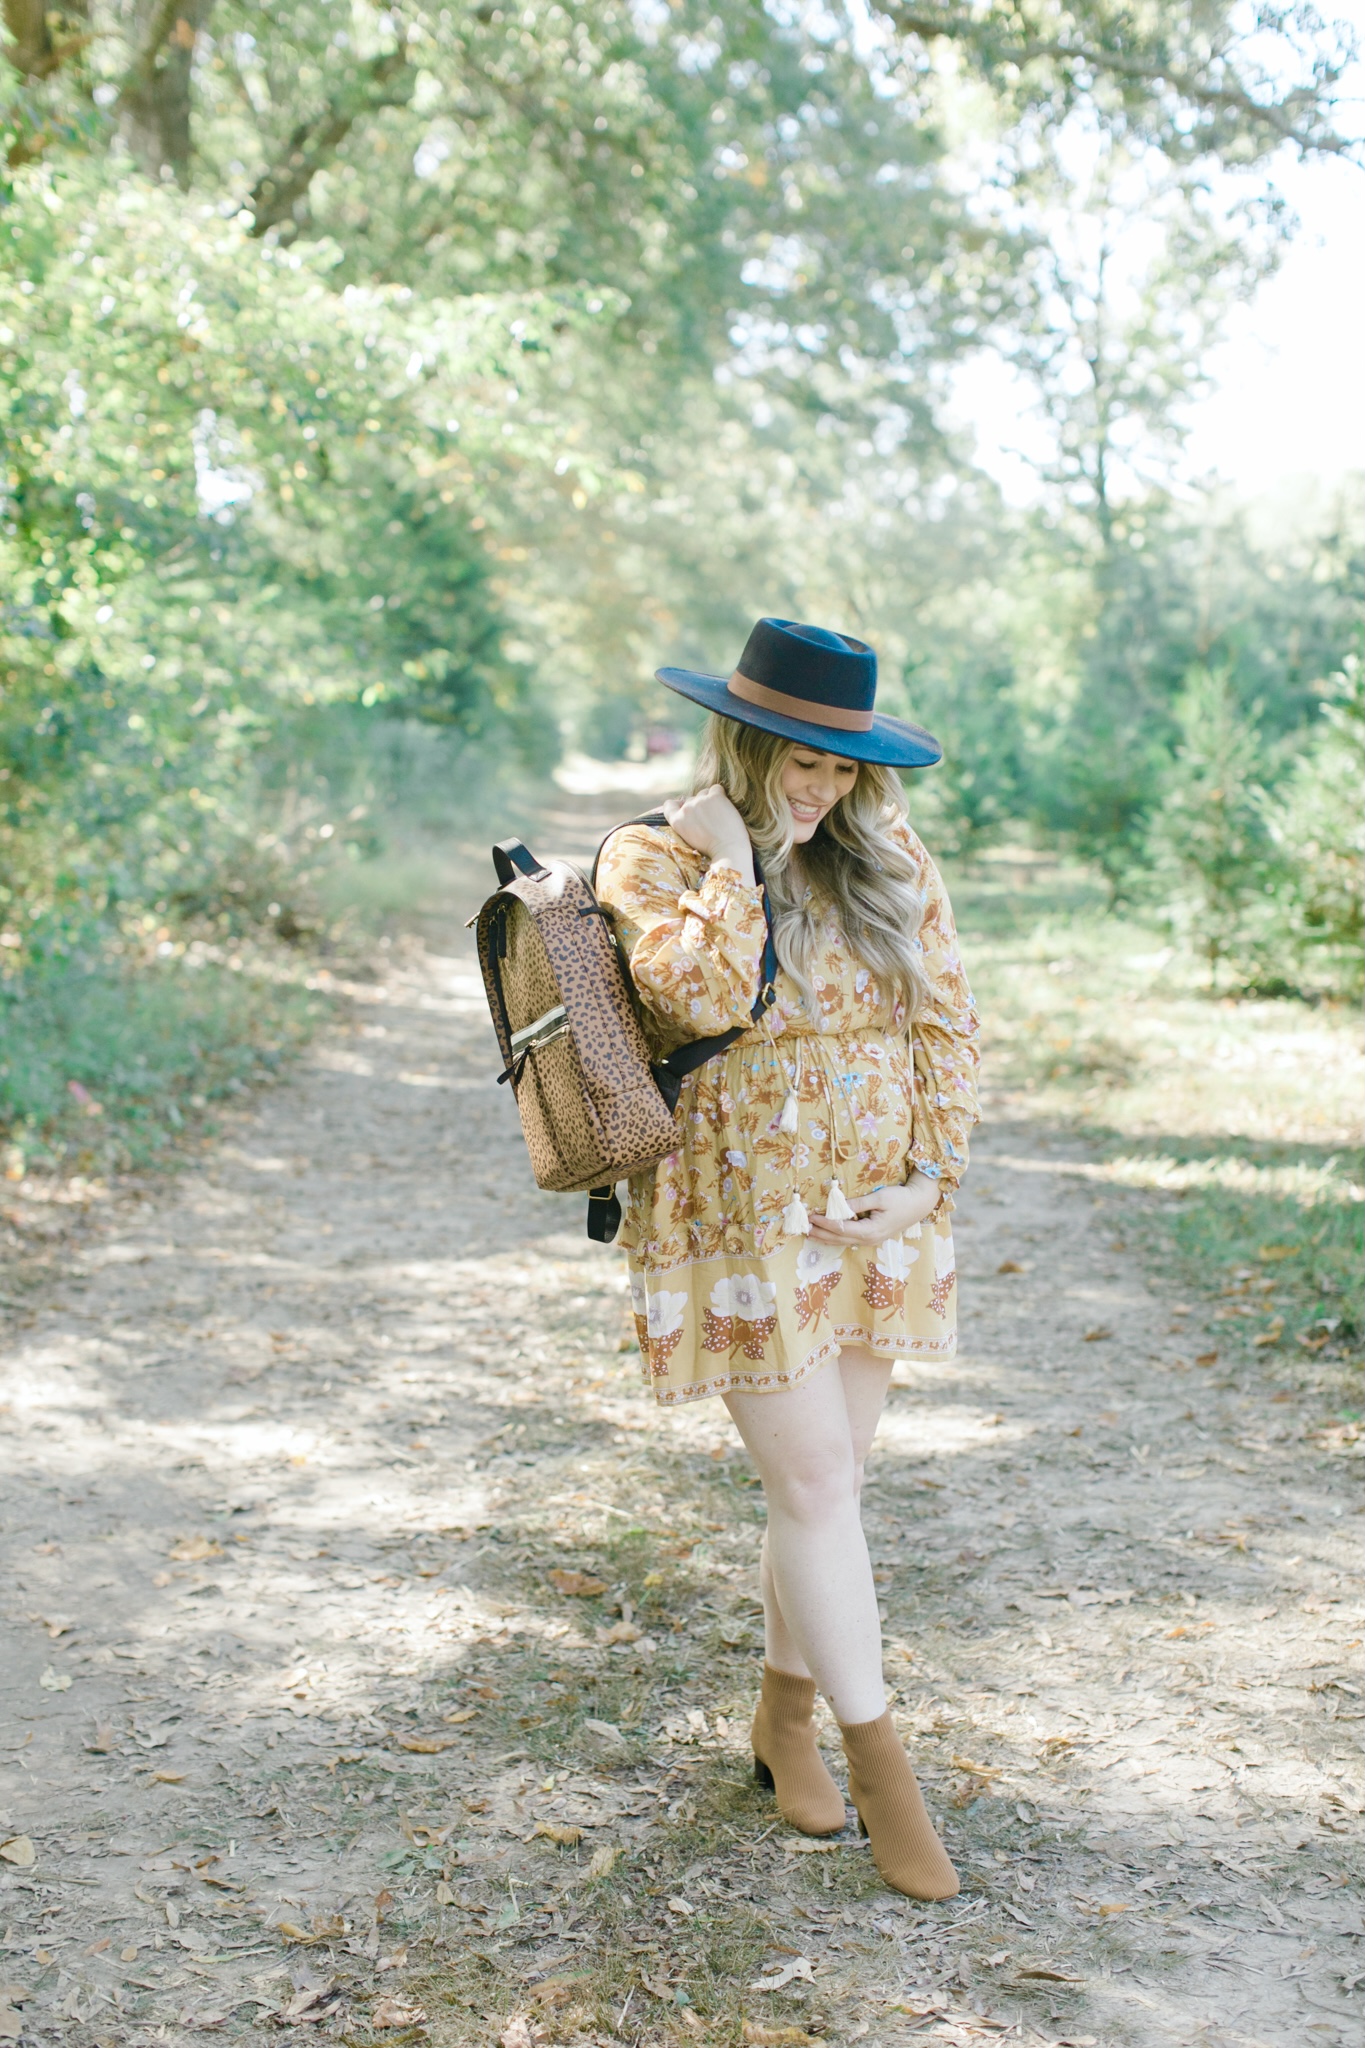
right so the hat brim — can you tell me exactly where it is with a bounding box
[655,667,941,770]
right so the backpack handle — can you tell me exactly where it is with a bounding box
[493,838,548,886]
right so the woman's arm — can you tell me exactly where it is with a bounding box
[903,830,980,1191]
[596,819,767,1039]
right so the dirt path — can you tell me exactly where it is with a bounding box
[1,818,1361,2048]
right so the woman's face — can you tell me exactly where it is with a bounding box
[779,745,859,843]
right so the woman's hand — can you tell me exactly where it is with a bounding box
[662,784,755,886]
[808,1173,941,1245]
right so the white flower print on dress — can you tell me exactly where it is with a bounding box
[709,1273,777,1321]
[929,1230,957,1316]
[795,1239,844,1331]
[795,1243,844,1284]
[647,1289,689,1338]
[703,1271,778,1362]
[642,1287,689,1379]
[878,1237,921,1281]
[863,1233,920,1317]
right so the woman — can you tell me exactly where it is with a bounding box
[595,618,979,1901]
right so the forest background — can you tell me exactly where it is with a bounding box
[1,0,1361,1346]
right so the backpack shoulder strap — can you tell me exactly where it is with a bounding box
[591,809,778,1103]
[589,810,669,892]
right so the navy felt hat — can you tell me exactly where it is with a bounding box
[656,618,941,769]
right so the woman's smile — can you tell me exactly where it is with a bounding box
[780,748,860,842]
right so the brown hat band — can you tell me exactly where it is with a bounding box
[726,669,874,733]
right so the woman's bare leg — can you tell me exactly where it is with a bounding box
[725,1346,894,1725]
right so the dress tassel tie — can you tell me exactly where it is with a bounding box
[782,1193,811,1237]
[777,1092,800,1134]
[825,1180,855,1221]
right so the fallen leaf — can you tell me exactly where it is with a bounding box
[530,1824,582,1848]
[549,1568,607,1597]
[784,1839,849,1856]
[151,1770,185,1784]
[120,1946,139,1963]
[1082,1326,1113,1342]
[443,1708,478,1724]
[373,1889,395,1922]
[1195,1350,1219,1367]
[393,1733,458,1754]
[585,1844,621,1878]
[580,1717,629,1754]
[38,1667,71,1692]
[168,1535,222,1563]
[434,1881,456,1906]
[749,1956,816,1992]
[997,1259,1029,1275]
[0,1839,34,1868]
[531,1976,585,2008]
[86,1722,119,1754]
[376,1947,407,1972]
[498,2018,536,2048]
[1097,1902,1129,1916]
[276,1921,315,1944]
[0,1988,26,2006]
[1016,1966,1081,1981]
[280,1979,336,2023]
[667,1896,694,1916]
[0,2008,19,2044]
[1253,1319,1284,1347]
[597,1619,643,1645]
[1257,1244,1298,1261]
[680,2013,705,2035]
[950,1754,1003,1781]
[311,1915,345,1941]
[742,2027,823,2048]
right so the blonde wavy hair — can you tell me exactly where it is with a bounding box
[693,716,931,1021]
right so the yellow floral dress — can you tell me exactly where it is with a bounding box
[594,818,980,1406]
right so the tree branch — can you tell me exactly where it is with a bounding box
[246,47,415,237]
[885,4,1361,162]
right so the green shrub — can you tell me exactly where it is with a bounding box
[0,942,321,1173]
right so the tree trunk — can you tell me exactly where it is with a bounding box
[118,0,215,187]
[3,0,55,77]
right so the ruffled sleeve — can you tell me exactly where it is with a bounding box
[595,823,767,1043]
[898,824,980,1191]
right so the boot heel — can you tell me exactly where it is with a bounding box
[753,1755,775,1791]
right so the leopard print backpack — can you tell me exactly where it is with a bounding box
[474,813,775,1242]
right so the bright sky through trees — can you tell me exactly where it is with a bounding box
[950,0,1365,502]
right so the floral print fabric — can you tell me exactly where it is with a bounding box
[595,818,980,1405]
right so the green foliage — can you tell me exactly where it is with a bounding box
[1261,658,1365,998]
[1166,1155,1363,1357]
[1145,667,1275,983]
[0,942,320,1173]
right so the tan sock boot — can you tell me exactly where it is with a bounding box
[840,1711,959,1900]
[750,1665,846,1837]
